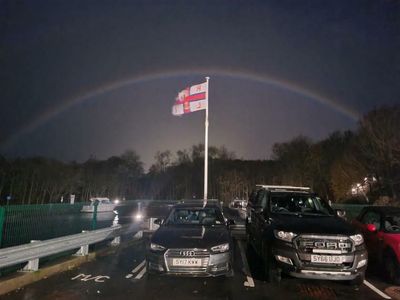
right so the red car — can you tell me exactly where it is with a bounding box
[352,206,400,284]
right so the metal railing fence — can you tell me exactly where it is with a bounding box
[1,203,83,248]
[0,203,118,248]
[0,200,162,249]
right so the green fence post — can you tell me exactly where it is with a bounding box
[92,201,98,230]
[0,207,5,248]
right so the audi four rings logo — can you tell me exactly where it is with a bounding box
[180,250,195,256]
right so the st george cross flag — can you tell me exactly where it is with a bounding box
[172,81,208,116]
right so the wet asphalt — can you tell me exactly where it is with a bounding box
[2,207,397,300]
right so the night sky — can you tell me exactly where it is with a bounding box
[1,0,399,169]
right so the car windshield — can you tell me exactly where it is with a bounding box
[270,194,334,216]
[384,214,400,233]
[165,207,225,226]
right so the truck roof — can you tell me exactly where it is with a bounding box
[175,199,221,209]
[256,185,311,193]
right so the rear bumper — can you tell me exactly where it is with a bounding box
[272,242,367,281]
[146,251,232,277]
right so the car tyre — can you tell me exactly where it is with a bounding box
[246,232,256,254]
[145,261,155,280]
[263,247,281,283]
[267,261,281,283]
[384,253,400,285]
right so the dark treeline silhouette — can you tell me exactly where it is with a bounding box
[0,106,399,205]
[0,150,143,204]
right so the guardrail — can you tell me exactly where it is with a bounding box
[0,200,165,249]
[0,224,135,272]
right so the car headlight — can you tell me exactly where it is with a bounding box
[211,243,230,253]
[150,243,165,251]
[350,234,364,246]
[274,230,297,242]
[134,212,144,221]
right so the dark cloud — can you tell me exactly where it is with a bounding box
[1,0,399,168]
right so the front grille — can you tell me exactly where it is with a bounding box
[296,235,353,254]
[165,248,210,273]
[295,235,354,269]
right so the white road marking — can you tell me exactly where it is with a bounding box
[71,274,110,283]
[125,260,146,279]
[94,276,110,283]
[134,266,147,280]
[71,274,86,280]
[131,260,146,274]
[244,276,255,288]
[238,240,255,288]
[363,280,391,299]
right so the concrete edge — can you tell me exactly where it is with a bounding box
[0,237,143,296]
[0,253,96,296]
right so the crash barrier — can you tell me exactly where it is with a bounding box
[0,200,153,249]
[0,223,144,272]
[331,204,369,220]
[0,225,121,271]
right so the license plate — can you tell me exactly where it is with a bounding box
[311,255,343,264]
[172,258,202,266]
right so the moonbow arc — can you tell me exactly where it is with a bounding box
[0,69,360,150]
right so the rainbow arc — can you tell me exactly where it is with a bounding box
[0,68,360,150]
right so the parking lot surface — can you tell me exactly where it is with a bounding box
[3,207,398,300]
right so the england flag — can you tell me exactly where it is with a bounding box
[172,81,208,116]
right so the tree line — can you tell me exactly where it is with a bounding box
[0,106,399,205]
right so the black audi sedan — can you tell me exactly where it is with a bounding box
[146,200,234,277]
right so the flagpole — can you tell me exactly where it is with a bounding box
[204,76,210,200]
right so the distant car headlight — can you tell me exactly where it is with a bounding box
[274,230,297,242]
[350,234,364,246]
[134,213,143,221]
[150,243,165,251]
[211,243,230,253]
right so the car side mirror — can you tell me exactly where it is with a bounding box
[154,218,163,225]
[226,219,235,226]
[335,209,346,218]
[366,224,377,232]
